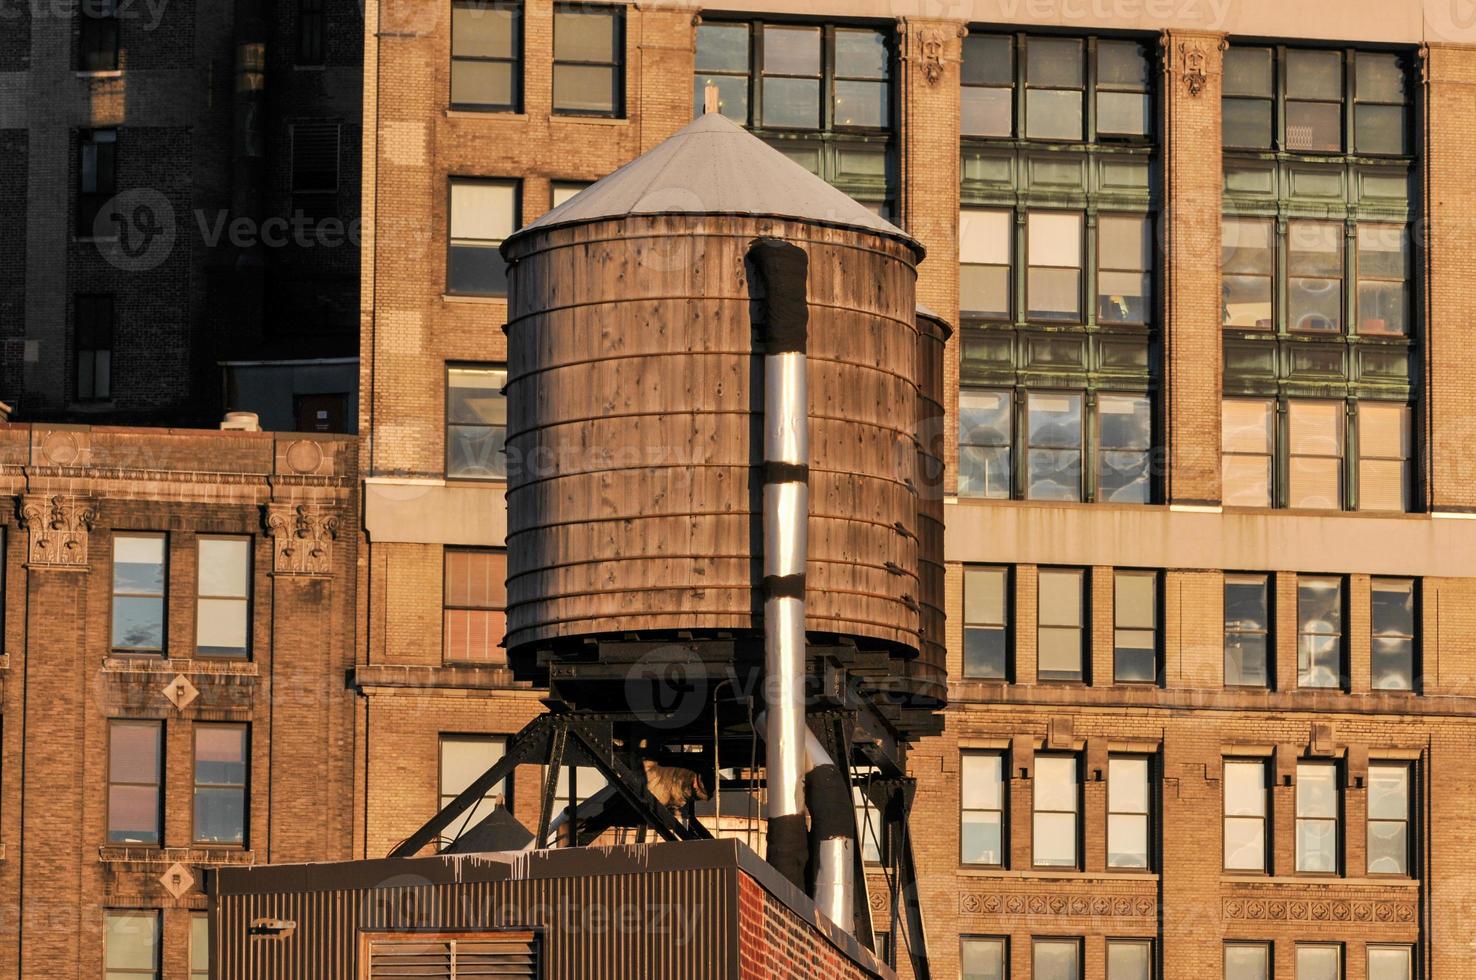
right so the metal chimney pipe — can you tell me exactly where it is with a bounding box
[748,239,811,894]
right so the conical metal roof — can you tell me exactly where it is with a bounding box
[506,112,924,257]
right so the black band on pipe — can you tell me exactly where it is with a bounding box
[748,238,809,354]
[805,763,854,842]
[763,574,807,601]
[767,814,810,890]
[764,461,809,484]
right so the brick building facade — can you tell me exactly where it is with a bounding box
[356,2,1476,979]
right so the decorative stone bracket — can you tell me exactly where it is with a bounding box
[265,501,339,577]
[18,494,98,570]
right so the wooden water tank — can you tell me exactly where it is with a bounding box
[502,212,923,657]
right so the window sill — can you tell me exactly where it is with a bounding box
[549,114,629,126]
[99,845,256,867]
[441,293,508,305]
[293,64,327,71]
[445,109,528,121]
[958,868,1159,882]
[75,70,123,79]
[102,655,260,677]
[1221,874,1418,887]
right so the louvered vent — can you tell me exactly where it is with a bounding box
[367,934,540,979]
[290,121,340,220]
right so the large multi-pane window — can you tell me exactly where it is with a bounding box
[447,179,517,296]
[695,20,894,212]
[1222,397,1410,510]
[1298,575,1344,689]
[446,364,507,479]
[1296,945,1343,980]
[1371,578,1416,690]
[190,914,209,980]
[961,937,1007,980]
[1224,573,1271,687]
[105,910,159,980]
[1033,754,1079,869]
[553,4,622,116]
[439,735,509,847]
[1113,571,1157,683]
[113,533,166,653]
[961,751,1005,866]
[1295,760,1339,873]
[963,565,1008,679]
[109,720,162,845]
[1225,944,1271,980]
[1223,46,1417,515]
[961,33,1158,506]
[197,536,251,657]
[1107,755,1151,869]
[444,548,507,663]
[1223,758,1268,872]
[1037,568,1085,682]
[451,0,521,111]
[74,293,114,401]
[1367,947,1413,980]
[1033,938,1082,980]
[1107,940,1153,980]
[1366,762,1411,875]
[194,724,248,846]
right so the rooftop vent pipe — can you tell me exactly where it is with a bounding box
[749,238,854,935]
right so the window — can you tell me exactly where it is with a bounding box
[853,781,885,864]
[1357,224,1410,336]
[1223,47,1273,148]
[451,0,521,111]
[190,914,209,980]
[1025,37,1084,141]
[1286,49,1343,152]
[1367,762,1410,875]
[694,22,750,122]
[552,4,622,116]
[1359,403,1411,512]
[296,0,324,65]
[289,121,340,219]
[1098,393,1152,503]
[1221,399,1274,507]
[960,751,1004,866]
[194,724,247,846]
[759,26,821,129]
[1225,944,1271,980]
[1113,571,1157,683]
[1367,946,1413,980]
[1296,945,1342,980]
[108,720,162,845]
[1224,573,1271,687]
[550,181,590,208]
[832,28,889,128]
[1222,217,1274,329]
[1027,212,1083,322]
[79,0,119,71]
[1033,938,1081,980]
[112,533,166,653]
[1096,41,1151,137]
[444,548,507,663]
[446,364,507,479]
[1037,568,1085,682]
[959,209,1010,320]
[1295,760,1339,873]
[1298,576,1344,689]
[1098,215,1151,324]
[961,34,1011,137]
[1026,392,1083,501]
[196,536,250,657]
[439,735,508,846]
[1108,756,1150,869]
[1288,401,1343,509]
[1033,753,1078,868]
[78,128,117,238]
[74,293,114,401]
[1371,578,1416,690]
[447,179,516,295]
[1223,759,1268,871]
[958,388,1011,499]
[1355,54,1411,156]
[1288,220,1343,333]
[105,910,159,980]
[963,565,1008,679]
[1107,940,1152,980]
[961,937,1007,980]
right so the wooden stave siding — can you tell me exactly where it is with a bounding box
[902,311,950,705]
[503,215,922,654]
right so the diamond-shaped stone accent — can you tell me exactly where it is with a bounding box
[160,862,195,898]
[163,674,199,710]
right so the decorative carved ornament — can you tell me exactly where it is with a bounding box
[918,28,946,86]
[1223,897,1415,924]
[18,494,98,569]
[960,891,1156,918]
[1180,41,1210,96]
[265,502,338,577]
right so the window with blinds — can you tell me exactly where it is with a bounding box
[365,933,539,979]
[443,548,507,663]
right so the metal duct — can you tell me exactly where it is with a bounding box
[802,729,856,934]
[749,238,811,895]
